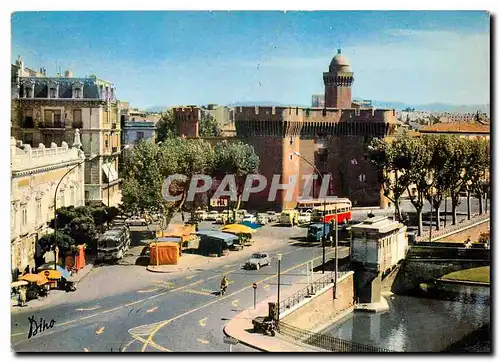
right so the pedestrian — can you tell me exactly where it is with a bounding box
[18,286,27,307]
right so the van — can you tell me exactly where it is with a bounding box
[97,226,131,261]
[280,209,299,226]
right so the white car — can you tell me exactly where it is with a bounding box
[206,210,220,221]
[266,211,278,222]
[242,214,257,223]
[257,213,268,225]
[195,210,208,221]
[125,216,149,226]
[244,253,271,270]
[298,212,311,224]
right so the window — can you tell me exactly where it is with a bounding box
[21,208,28,227]
[85,191,90,200]
[137,131,144,141]
[74,88,82,99]
[53,110,61,123]
[358,174,366,182]
[49,88,57,98]
[44,110,52,122]
[24,110,34,128]
[73,109,82,123]
[36,201,42,221]
[70,188,75,205]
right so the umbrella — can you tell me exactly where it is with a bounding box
[39,270,62,280]
[221,224,256,234]
[37,265,71,280]
[11,280,28,288]
[239,221,262,229]
[20,273,49,285]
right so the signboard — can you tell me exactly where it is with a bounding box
[252,283,258,289]
[223,336,239,345]
[210,198,228,207]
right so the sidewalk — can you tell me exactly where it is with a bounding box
[11,260,95,314]
[223,272,329,352]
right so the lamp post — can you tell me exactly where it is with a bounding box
[276,252,282,322]
[292,151,327,274]
[105,145,130,207]
[334,203,338,298]
[53,155,96,270]
[429,193,433,243]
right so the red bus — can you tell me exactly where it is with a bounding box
[310,198,352,224]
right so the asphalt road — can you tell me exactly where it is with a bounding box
[11,223,350,353]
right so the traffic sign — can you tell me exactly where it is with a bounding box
[252,283,258,289]
[223,336,239,345]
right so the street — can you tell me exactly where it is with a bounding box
[11,221,349,352]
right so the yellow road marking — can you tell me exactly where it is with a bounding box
[231,299,239,307]
[130,333,172,352]
[137,287,159,293]
[75,306,100,312]
[198,318,207,327]
[95,326,105,335]
[137,252,334,352]
[263,284,270,290]
[197,338,210,344]
[83,348,89,352]
[146,307,158,313]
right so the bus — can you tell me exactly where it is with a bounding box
[310,198,352,224]
[97,226,131,262]
[296,197,349,213]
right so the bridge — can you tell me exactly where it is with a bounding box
[385,245,490,293]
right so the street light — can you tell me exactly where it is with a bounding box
[276,252,282,323]
[105,145,130,207]
[292,151,327,274]
[53,154,96,270]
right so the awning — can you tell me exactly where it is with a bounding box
[102,163,118,182]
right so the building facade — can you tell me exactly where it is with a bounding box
[11,136,85,274]
[119,103,159,146]
[11,57,123,206]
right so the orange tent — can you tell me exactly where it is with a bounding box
[150,242,180,265]
[75,245,86,271]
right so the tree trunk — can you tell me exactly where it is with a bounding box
[478,192,483,215]
[435,207,441,231]
[394,200,402,221]
[236,194,242,211]
[417,208,423,236]
[467,191,471,220]
[451,203,457,225]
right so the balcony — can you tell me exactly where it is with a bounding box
[72,121,83,129]
[39,121,66,129]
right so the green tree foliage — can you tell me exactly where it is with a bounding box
[38,232,75,255]
[213,140,260,210]
[199,111,222,137]
[155,109,177,142]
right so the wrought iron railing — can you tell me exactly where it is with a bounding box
[278,271,346,315]
[278,321,395,352]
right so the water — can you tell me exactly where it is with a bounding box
[321,289,490,352]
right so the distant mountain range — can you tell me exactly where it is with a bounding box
[147,101,490,115]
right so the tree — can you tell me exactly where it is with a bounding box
[66,216,98,252]
[155,109,177,142]
[38,232,75,256]
[368,135,411,221]
[401,135,433,236]
[213,140,260,210]
[199,111,222,137]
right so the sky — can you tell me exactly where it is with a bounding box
[11,11,490,109]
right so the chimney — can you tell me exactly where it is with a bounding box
[65,70,72,78]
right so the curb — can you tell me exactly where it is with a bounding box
[146,265,181,273]
[223,325,267,352]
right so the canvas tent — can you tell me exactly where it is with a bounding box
[196,231,237,257]
[150,242,180,265]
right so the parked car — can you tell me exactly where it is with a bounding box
[266,211,278,222]
[280,209,299,226]
[257,213,268,225]
[195,210,208,221]
[244,253,271,270]
[125,216,149,226]
[242,214,257,223]
[298,212,311,224]
[206,210,220,221]
[215,213,228,224]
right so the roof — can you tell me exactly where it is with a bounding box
[196,230,238,241]
[419,122,490,134]
[351,216,403,234]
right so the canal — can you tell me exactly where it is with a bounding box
[321,286,490,352]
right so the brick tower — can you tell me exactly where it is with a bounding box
[323,49,354,108]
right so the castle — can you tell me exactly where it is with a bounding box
[177,49,400,211]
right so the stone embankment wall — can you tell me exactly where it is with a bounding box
[281,272,354,331]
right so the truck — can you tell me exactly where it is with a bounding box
[307,223,331,242]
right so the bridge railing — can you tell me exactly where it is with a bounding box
[415,213,490,243]
[278,321,395,352]
[407,246,490,260]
